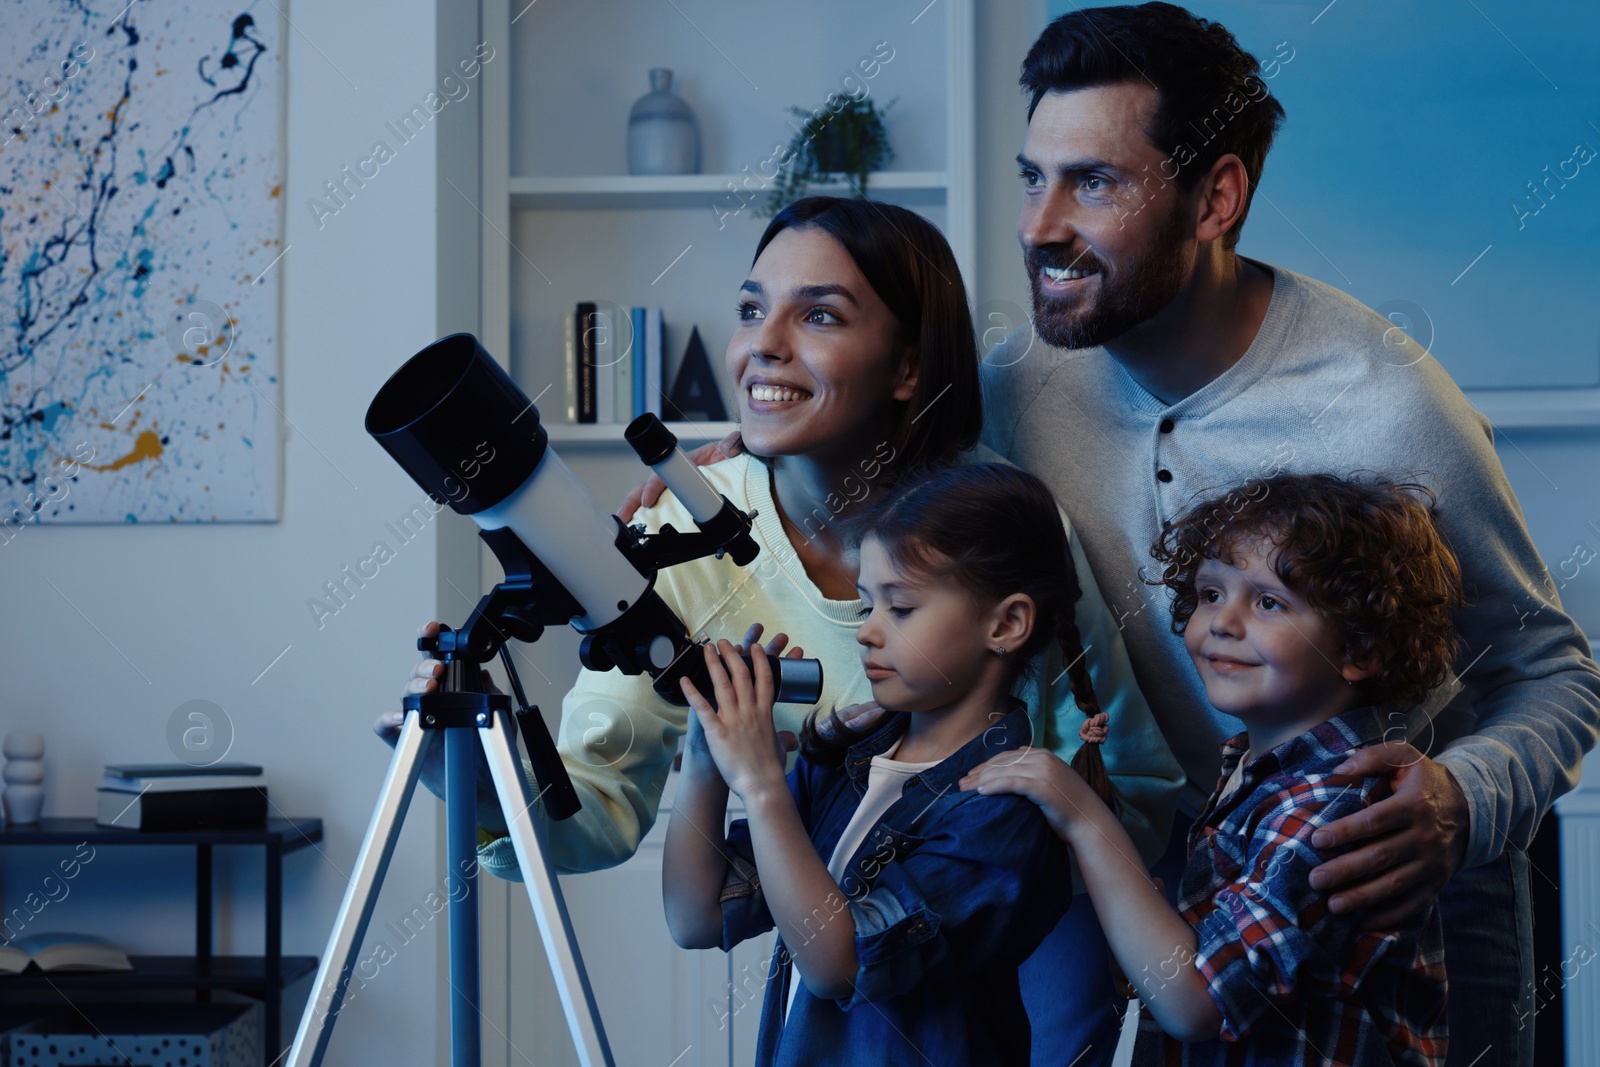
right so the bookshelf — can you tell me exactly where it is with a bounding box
[508,170,949,210]
[464,3,976,1064]
[0,817,323,1067]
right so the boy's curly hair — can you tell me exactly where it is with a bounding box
[1148,472,1465,708]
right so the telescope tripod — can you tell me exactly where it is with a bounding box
[337,340,823,1066]
[289,616,614,1067]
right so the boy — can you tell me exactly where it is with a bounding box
[962,472,1458,1066]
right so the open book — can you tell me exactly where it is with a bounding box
[0,933,133,975]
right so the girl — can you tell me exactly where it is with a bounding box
[663,462,1119,1065]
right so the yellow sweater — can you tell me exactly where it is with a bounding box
[479,450,1185,880]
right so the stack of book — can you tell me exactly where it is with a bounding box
[96,762,268,831]
[566,303,665,424]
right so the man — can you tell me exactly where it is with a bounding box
[983,4,1600,1065]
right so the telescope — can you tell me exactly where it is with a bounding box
[288,333,823,1067]
[367,332,821,712]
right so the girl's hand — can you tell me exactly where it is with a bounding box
[959,746,1099,843]
[681,625,802,776]
[682,691,716,761]
[730,623,803,756]
[680,640,794,803]
[680,690,729,792]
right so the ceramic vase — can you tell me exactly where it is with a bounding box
[627,68,700,175]
[3,731,45,824]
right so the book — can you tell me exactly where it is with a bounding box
[563,310,577,423]
[101,771,268,794]
[101,762,266,793]
[103,762,263,779]
[594,307,615,424]
[616,308,637,423]
[630,306,646,420]
[0,933,133,975]
[96,786,268,831]
[576,301,598,423]
[644,308,664,418]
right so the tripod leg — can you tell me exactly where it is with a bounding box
[445,727,482,1067]
[288,708,429,1067]
[479,708,615,1067]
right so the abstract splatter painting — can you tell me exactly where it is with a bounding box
[1,2,282,524]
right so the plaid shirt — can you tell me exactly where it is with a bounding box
[1168,707,1448,1067]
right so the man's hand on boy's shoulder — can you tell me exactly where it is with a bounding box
[1305,741,1470,930]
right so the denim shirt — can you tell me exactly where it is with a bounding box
[719,703,1075,1066]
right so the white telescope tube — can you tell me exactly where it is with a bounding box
[475,447,650,632]
[647,446,723,526]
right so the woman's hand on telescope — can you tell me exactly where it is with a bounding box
[371,620,443,754]
[393,620,447,699]
[372,621,508,836]
[618,430,744,522]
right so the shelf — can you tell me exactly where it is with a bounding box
[509,171,948,210]
[1464,388,1600,429]
[2,955,319,992]
[0,817,323,854]
[546,421,738,446]
[0,815,321,1067]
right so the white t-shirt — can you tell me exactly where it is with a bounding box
[784,738,940,1017]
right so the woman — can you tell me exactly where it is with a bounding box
[376,196,1184,1064]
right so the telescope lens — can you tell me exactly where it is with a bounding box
[366,333,547,515]
[364,334,478,437]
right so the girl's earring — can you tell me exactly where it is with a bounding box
[994,646,1007,656]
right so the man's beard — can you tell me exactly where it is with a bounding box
[1026,201,1191,350]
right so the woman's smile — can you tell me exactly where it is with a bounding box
[744,376,815,409]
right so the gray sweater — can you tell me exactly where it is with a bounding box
[981,257,1600,868]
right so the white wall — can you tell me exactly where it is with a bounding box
[0,1,459,1062]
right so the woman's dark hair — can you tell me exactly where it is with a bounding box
[1020,2,1287,251]
[750,197,982,475]
[801,463,1114,807]
[1149,472,1465,708]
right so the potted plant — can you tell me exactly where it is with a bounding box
[763,94,897,216]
